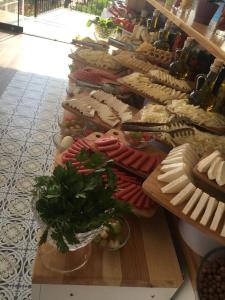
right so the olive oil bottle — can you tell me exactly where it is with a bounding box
[147,9,160,32]
[169,37,194,79]
[188,58,224,111]
[153,21,172,51]
[212,66,225,114]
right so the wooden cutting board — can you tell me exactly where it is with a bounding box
[142,164,225,246]
[32,209,183,288]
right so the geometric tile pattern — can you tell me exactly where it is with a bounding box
[0,71,67,299]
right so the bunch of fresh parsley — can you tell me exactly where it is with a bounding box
[33,150,130,253]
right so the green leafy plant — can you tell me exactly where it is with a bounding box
[87,17,117,30]
[33,150,130,253]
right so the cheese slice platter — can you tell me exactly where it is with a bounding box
[142,145,225,245]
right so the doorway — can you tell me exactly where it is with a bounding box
[0,0,23,32]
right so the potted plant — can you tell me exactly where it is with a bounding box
[33,150,130,271]
[86,17,118,39]
[194,0,224,25]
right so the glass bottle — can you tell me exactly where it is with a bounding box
[147,9,160,32]
[212,66,225,114]
[169,37,194,79]
[153,21,172,51]
[188,58,224,111]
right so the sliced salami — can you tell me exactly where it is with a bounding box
[95,137,118,147]
[131,153,149,170]
[122,186,141,202]
[126,189,143,205]
[115,184,137,198]
[96,142,120,152]
[114,148,135,162]
[140,156,157,174]
[134,193,146,209]
[107,145,127,158]
[122,151,143,167]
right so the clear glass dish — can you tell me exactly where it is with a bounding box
[94,217,130,251]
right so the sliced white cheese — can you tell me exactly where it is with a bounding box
[220,222,225,238]
[161,174,190,194]
[197,150,221,173]
[208,157,222,180]
[170,183,196,206]
[170,143,192,153]
[190,192,209,221]
[210,202,225,231]
[161,156,189,166]
[157,166,188,183]
[200,197,218,226]
[167,149,198,163]
[216,161,225,186]
[161,162,187,173]
[182,188,203,215]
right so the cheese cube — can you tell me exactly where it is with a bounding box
[197,150,221,173]
[200,197,218,226]
[170,183,196,206]
[216,161,225,186]
[161,174,190,194]
[157,166,188,183]
[210,202,225,231]
[182,188,202,215]
[190,192,209,221]
[208,157,222,180]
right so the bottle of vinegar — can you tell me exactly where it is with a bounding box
[169,37,194,79]
[188,58,224,111]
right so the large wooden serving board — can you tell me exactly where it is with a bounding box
[32,210,183,288]
[142,165,225,246]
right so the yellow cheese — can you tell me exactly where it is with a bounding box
[161,174,190,194]
[190,192,209,221]
[170,183,196,206]
[210,202,225,231]
[200,197,218,226]
[182,188,202,215]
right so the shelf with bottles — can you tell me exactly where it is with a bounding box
[146,0,225,60]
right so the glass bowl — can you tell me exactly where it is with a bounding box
[94,217,130,251]
[196,247,225,300]
[123,131,153,149]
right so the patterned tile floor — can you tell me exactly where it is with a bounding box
[0,70,67,299]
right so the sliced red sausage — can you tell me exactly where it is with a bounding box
[126,189,143,205]
[115,184,137,198]
[95,137,118,146]
[114,148,135,162]
[67,148,79,155]
[72,161,82,167]
[122,151,143,167]
[131,153,149,170]
[122,186,141,201]
[71,144,84,151]
[140,156,157,174]
[117,182,131,189]
[134,193,146,208]
[96,142,120,152]
[107,145,127,158]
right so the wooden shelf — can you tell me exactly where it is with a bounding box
[147,0,225,60]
